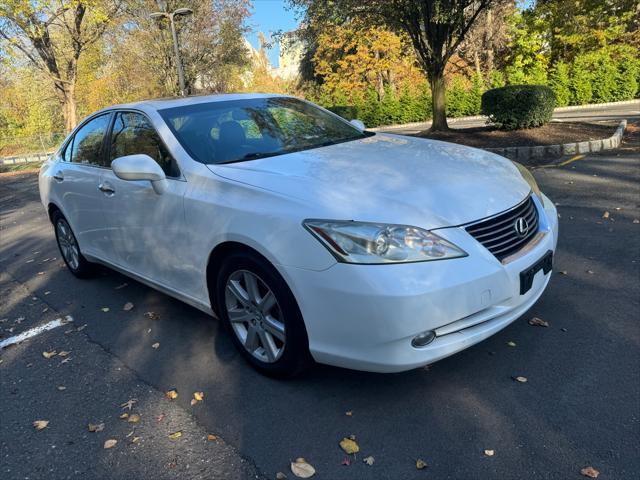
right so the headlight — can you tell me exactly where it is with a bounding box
[513,162,544,206]
[303,220,467,264]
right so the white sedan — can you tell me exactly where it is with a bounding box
[39,94,558,376]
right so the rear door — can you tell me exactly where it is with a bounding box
[50,113,113,258]
[99,110,189,290]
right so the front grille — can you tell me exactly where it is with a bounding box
[465,196,539,261]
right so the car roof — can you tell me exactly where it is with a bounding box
[96,93,290,115]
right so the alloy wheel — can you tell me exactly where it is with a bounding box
[224,270,286,363]
[56,218,80,271]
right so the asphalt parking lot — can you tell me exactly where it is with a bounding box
[1,146,639,479]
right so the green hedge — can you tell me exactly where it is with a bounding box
[481,85,556,130]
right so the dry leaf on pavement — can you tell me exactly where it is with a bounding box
[528,317,549,327]
[513,376,528,383]
[57,386,66,391]
[276,472,287,480]
[144,311,160,320]
[416,459,428,469]
[103,439,117,449]
[580,466,600,478]
[339,437,360,454]
[168,431,182,440]
[151,342,160,349]
[58,351,70,357]
[602,211,610,219]
[507,341,516,347]
[119,413,129,420]
[123,302,134,311]
[207,434,218,441]
[341,457,351,466]
[363,456,375,466]
[484,449,495,456]
[88,423,105,432]
[193,391,204,401]
[345,411,353,416]
[33,420,49,430]
[101,307,110,312]
[165,389,178,400]
[290,458,315,478]
[42,351,57,359]
[128,413,141,423]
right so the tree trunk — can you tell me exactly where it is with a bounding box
[429,71,448,131]
[56,83,77,133]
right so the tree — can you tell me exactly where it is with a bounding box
[290,0,495,130]
[0,1,122,132]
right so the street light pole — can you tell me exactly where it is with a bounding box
[150,7,193,97]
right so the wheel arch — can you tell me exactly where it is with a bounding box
[47,202,62,224]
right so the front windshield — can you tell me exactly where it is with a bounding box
[158,97,372,164]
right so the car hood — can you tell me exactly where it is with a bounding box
[207,133,531,229]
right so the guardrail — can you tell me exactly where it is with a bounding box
[1,151,54,165]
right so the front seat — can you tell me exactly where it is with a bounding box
[217,121,247,162]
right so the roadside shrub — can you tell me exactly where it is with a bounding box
[446,76,471,117]
[481,84,556,130]
[548,61,571,107]
[569,56,593,105]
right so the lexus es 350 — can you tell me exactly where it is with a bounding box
[39,94,558,376]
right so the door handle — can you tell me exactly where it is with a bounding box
[53,171,64,181]
[98,183,115,195]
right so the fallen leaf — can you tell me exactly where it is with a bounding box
[561,327,568,332]
[193,391,204,402]
[587,270,594,274]
[341,457,351,466]
[363,456,375,465]
[115,283,128,290]
[528,317,549,327]
[60,357,72,364]
[132,436,141,444]
[339,437,359,454]
[345,411,353,416]
[165,389,178,400]
[633,219,639,224]
[88,423,105,432]
[103,439,117,449]
[128,413,141,423]
[559,270,568,275]
[58,351,71,357]
[119,413,129,420]
[76,324,87,332]
[151,342,160,349]
[42,350,57,359]
[416,459,428,470]
[120,398,137,410]
[207,434,217,441]
[123,302,134,311]
[484,449,495,457]
[168,431,182,440]
[513,376,528,383]
[144,311,160,320]
[276,473,287,480]
[57,386,66,391]
[507,341,516,347]
[580,466,600,478]
[602,211,609,219]
[101,307,110,312]
[190,399,197,406]
[33,420,49,430]
[290,458,316,478]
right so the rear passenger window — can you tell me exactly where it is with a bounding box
[110,112,179,177]
[69,114,111,166]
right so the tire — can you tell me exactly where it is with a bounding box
[52,211,94,278]
[214,250,312,377]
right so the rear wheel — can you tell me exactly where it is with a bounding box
[52,211,94,278]
[215,251,311,377]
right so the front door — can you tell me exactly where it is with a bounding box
[99,111,190,291]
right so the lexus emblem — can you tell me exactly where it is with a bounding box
[514,217,529,237]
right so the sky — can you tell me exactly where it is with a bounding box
[246,0,299,68]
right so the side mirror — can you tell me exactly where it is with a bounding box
[350,119,365,131]
[111,154,167,195]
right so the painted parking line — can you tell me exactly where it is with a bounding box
[0,316,73,349]
[537,154,586,169]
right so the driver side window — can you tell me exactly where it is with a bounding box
[110,112,180,177]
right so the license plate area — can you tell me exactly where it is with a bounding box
[520,250,553,295]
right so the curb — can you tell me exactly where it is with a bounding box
[484,120,628,161]
[371,99,639,132]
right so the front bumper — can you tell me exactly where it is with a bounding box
[280,194,559,373]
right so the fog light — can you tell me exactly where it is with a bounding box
[411,330,436,348]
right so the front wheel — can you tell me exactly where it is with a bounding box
[215,251,312,377]
[53,211,94,278]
